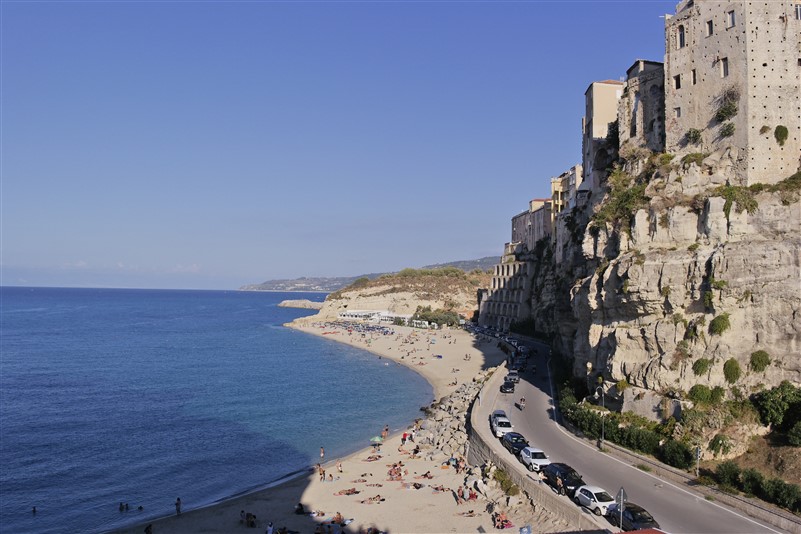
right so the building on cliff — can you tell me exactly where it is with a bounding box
[551,164,584,215]
[511,199,553,251]
[663,0,801,185]
[617,59,666,153]
[582,80,624,194]
[478,242,533,332]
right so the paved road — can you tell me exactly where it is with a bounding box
[476,340,786,534]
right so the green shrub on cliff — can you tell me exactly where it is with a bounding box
[692,358,712,376]
[593,167,649,228]
[689,384,712,403]
[774,125,789,146]
[723,358,741,384]
[681,152,708,167]
[750,350,771,373]
[709,313,731,335]
[713,185,758,220]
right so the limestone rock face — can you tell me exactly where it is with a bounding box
[529,154,800,407]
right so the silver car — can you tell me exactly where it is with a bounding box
[519,446,550,472]
[574,485,615,516]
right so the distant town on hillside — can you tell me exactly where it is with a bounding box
[239,256,500,292]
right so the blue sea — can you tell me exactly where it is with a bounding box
[0,287,433,534]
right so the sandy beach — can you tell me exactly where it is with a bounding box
[116,321,509,534]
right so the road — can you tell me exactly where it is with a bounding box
[475,340,786,534]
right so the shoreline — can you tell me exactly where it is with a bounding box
[114,318,508,534]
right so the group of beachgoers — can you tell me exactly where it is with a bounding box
[312,321,460,364]
[492,510,513,529]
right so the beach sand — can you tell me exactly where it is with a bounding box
[116,322,509,534]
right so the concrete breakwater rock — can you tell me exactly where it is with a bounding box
[417,369,569,531]
[277,299,324,310]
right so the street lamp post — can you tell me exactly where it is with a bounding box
[595,386,605,448]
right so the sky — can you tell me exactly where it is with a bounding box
[1,0,676,290]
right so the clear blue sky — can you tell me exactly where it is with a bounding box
[2,0,675,289]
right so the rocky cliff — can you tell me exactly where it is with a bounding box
[308,268,491,321]
[529,150,800,407]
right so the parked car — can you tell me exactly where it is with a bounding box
[501,432,529,455]
[607,502,661,531]
[541,463,585,497]
[574,485,616,516]
[490,410,513,437]
[500,380,515,394]
[505,370,520,383]
[510,358,527,372]
[519,446,550,472]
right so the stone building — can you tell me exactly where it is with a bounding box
[511,199,553,252]
[481,197,555,331]
[550,164,583,214]
[582,80,624,193]
[663,0,801,185]
[478,242,531,332]
[617,59,666,153]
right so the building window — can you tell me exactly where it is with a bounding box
[692,69,697,84]
[678,25,686,48]
[796,4,801,20]
[706,20,714,36]
[721,57,729,77]
[674,74,682,89]
[674,107,682,118]
[726,10,736,27]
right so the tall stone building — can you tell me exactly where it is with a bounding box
[664,0,801,185]
[618,59,666,153]
[511,199,553,252]
[551,165,583,214]
[478,243,531,332]
[582,80,624,193]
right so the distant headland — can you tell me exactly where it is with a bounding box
[239,257,499,292]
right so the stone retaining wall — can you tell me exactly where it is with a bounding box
[466,424,602,532]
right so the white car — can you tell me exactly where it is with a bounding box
[519,446,550,472]
[490,410,514,437]
[505,370,520,383]
[574,485,616,516]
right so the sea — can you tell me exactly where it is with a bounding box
[0,287,433,534]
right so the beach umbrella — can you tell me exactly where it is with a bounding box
[369,436,383,443]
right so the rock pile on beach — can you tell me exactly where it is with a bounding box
[415,368,573,532]
[416,370,491,457]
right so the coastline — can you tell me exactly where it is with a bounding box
[114,318,508,534]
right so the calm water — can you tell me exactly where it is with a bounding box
[0,287,433,533]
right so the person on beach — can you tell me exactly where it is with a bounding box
[336,460,343,473]
[175,497,181,516]
[294,503,305,515]
[144,524,153,534]
[382,425,389,440]
[320,446,325,461]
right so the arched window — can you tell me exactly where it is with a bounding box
[678,25,686,48]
